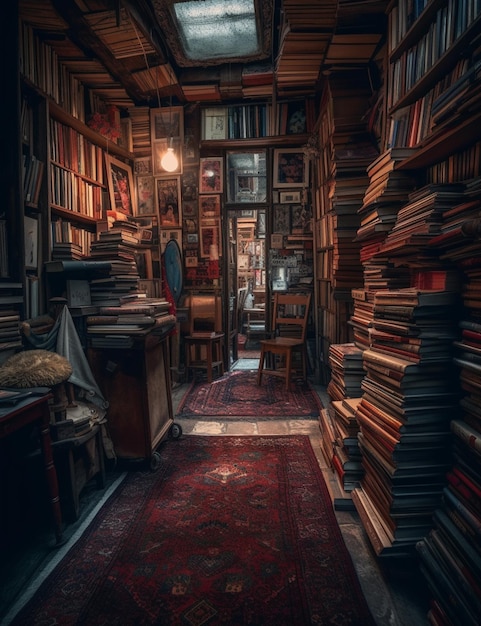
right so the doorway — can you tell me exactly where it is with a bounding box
[226,209,268,367]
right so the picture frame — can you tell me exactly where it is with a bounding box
[134,156,152,176]
[199,157,223,194]
[280,190,301,204]
[151,106,183,141]
[273,149,308,188]
[181,168,199,201]
[150,106,184,176]
[160,228,182,252]
[291,204,313,232]
[199,194,221,218]
[185,255,198,267]
[199,219,221,258]
[105,154,136,215]
[273,204,291,234]
[271,233,284,249]
[182,200,197,217]
[152,137,183,176]
[135,175,155,216]
[155,177,181,227]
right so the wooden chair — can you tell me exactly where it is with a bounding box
[257,292,311,390]
[184,295,225,383]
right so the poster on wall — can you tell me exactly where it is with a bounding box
[156,177,181,227]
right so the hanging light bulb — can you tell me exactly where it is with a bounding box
[161,137,179,172]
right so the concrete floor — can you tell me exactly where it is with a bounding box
[171,359,430,626]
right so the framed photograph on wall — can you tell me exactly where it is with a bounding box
[199,157,223,194]
[105,155,136,215]
[150,106,184,176]
[199,195,221,218]
[135,175,155,216]
[160,228,182,252]
[273,149,308,188]
[134,156,152,176]
[181,168,199,201]
[280,190,301,204]
[199,219,221,258]
[155,177,181,227]
[273,204,291,234]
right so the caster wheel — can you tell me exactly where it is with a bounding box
[169,422,183,439]
[150,451,162,471]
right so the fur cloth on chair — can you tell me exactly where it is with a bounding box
[0,349,72,388]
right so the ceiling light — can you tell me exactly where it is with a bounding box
[161,138,179,172]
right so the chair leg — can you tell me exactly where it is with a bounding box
[257,346,265,385]
[285,348,292,391]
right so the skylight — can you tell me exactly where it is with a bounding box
[173,0,260,61]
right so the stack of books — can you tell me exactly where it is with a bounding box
[351,288,460,556]
[327,342,365,401]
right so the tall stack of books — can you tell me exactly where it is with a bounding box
[351,288,460,556]
[403,170,481,625]
[88,221,142,308]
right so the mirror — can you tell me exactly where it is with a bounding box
[226,151,267,204]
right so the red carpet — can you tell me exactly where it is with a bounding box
[176,370,322,420]
[10,436,374,625]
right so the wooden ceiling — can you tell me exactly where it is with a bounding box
[19,0,388,109]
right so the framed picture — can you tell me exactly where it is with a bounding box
[291,204,313,231]
[199,194,221,218]
[200,219,221,258]
[199,157,223,194]
[182,199,197,217]
[135,175,155,215]
[105,155,136,215]
[241,209,254,218]
[151,106,183,141]
[160,228,182,252]
[185,255,198,267]
[181,168,199,201]
[134,156,152,176]
[273,149,308,188]
[256,211,266,238]
[150,106,184,176]
[156,177,181,227]
[187,233,199,244]
[280,190,301,204]
[273,204,291,234]
[271,233,284,248]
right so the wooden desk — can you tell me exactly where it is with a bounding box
[0,393,63,545]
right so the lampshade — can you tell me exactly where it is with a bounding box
[161,139,179,172]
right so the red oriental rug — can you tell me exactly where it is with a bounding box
[176,370,322,420]
[9,436,374,626]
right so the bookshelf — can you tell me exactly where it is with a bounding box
[8,15,137,321]
[200,97,315,143]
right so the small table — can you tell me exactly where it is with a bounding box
[0,392,63,545]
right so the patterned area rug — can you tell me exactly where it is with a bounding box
[176,370,322,420]
[9,436,374,625]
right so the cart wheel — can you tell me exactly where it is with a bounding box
[150,451,162,471]
[169,422,183,439]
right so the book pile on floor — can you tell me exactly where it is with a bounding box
[351,288,460,556]
[326,342,365,401]
[330,397,363,492]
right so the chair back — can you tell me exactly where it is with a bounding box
[189,294,222,335]
[272,292,311,342]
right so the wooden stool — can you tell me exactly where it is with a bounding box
[185,333,225,383]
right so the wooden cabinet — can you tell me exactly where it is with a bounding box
[87,332,180,467]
